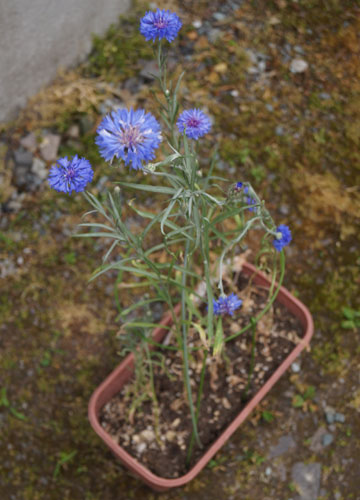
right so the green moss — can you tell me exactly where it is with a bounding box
[84,7,153,82]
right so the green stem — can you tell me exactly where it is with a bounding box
[144,342,162,447]
[186,349,208,466]
[218,216,262,296]
[269,250,278,297]
[182,237,202,448]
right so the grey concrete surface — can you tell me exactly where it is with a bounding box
[0,0,130,122]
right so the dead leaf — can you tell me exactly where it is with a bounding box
[214,62,228,74]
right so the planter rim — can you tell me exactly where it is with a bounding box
[88,262,314,490]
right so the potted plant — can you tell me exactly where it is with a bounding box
[48,8,313,491]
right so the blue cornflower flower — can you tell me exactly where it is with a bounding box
[235,182,243,190]
[96,108,162,170]
[273,224,292,251]
[177,109,212,140]
[212,293,243,316]
[140,9,182,43]
[48,155,93,194]
[246,196,258,212]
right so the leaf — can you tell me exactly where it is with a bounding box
[53,450,77,478]
[192,322,209,349]
[262,410,274,423]
[342,307,355,320]
[292,395,304,408]
[117,182,176,195]
[160,192,181,234]
[40,351,52,367]
[0,387,9,407]
[117,298,164,319]
[214,62,227,74]
[341,320,356,330]
[123,321,172,331]
[213,317,224,358]
[64,252,76,265]
[303,386,315,400]
[9,407,27,420]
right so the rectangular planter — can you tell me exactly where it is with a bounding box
[88,262,314,491]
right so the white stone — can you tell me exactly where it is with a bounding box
[140,429,155,442]
[31,157,47,180]
[136,442,146,454]
[290,58,308,74]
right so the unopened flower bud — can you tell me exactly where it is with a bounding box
[146,163,157,172]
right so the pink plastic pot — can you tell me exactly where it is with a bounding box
[88,262,314,491]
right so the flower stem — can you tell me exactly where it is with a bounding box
[144,342,162,447]
[182,237,202,449]
[186,348,208,466]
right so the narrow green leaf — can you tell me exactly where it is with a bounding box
[9,407,27,420]
[117,182,176,195]
[78,222,116,232]
[0,388,10,407]
[262,410,275,423]
[213,317,224,358]
[103,240,119,263]
[123,321,172,330]
[117,298,164,319]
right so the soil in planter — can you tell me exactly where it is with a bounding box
[100,271,304,478]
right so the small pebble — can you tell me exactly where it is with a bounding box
[294,45,305,55]
[325,411,335,424]
[208,28,222,43]
[171,418,180,428]
[322,433,334,447]
[290,58,308,74]
[136,442,146,454]
[213,12,226,21]
[265,466,272,476]
[291,362,301,373]
[258,60,266,72]
[334,413,345,423]
[166,430,176,442]
[192,20,202,29]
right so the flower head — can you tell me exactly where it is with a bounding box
[96,108,162,170]
[246,196,258,212]
[273,224,292,251]
[212,293,243,316]
[177,109,212,140]
[48,155,93,194]
[140,9,182,43]
[235,182,243,190]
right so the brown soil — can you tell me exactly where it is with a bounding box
[100,273,304,478]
